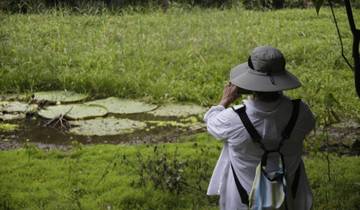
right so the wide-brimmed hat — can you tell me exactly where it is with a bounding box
[230,46,301,92]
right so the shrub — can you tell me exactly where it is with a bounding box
[2,0,358,13]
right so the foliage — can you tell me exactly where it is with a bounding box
[1,8,360,124]
[1,0,360,13]
[0,5,359,210]
[0,135,220,210]
[306,154,360,210]
[127,143,216,195]
[0,134,359,209]
[0,123,19,132]
[131,146,191,194]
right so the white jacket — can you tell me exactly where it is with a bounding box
[204,95,315,210]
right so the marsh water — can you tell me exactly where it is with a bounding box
[1,93,359,155]
[0,113,206,150]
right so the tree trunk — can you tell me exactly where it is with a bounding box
[272,0,284,9]
[344,0,360,98]
[161,0,169,12]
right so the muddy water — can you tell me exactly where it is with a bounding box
[0,113,206,150]
[3,112,359,155]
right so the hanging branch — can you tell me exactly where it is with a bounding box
[343,0,360,98]
[328,0,353,70]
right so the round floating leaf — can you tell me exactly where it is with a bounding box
[69,117,147,136]
[149,104,206,117]
[85,97,157,114]
[38,104,108,120]
[0,101,29,112]
[0,113,25,121]
[0,101,31,113]
[33,91,88,103]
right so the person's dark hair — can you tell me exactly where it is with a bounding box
[252,91,282,102]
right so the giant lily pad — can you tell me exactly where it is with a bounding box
[149,104,206,117]
[85,97,157,114]
[0,113,25,121]
[69,117,147,136]
[33,91,88,103]
[38,104,108,120]
[0,101,30,113]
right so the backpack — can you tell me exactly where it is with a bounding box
[231,99,302,210]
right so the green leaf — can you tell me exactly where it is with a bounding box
[69,117,147,136]
[85,97,157,114]
[0,101,30,113]
[34,91,88,103]
[38,104,108,120]
[0,113,25,121]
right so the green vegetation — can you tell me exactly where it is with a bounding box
[38,104,108,119]
[85,97,158,114]
[69,117,147,135]
[0,134,359,209]
[0,122,18,132]
[1,0,360,14]
[1,7,360,210]
[1,8,360,122]
[34,90,89,103]
[0,135,219,210]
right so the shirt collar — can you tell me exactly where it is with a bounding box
[243,95,285,118]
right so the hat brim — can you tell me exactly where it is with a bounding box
[229,63,252,94]
[230,62,301,92]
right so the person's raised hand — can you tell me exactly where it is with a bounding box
[219,83,240,108]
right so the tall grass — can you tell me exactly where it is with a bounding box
[0,134,359,209]
[0,8,360,120]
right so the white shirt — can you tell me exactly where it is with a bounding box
[204,95,315,210]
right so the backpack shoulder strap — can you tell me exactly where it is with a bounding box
[230,163,249,206]
[232,105,264,148]
[280,99,301,144]
[283,99,301,138]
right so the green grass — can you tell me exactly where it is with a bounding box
[0,135,220,210]
[1,8,360,122]
[0,134,359,210]
[1,7,360,210]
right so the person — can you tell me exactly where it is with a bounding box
[204,46,315,210]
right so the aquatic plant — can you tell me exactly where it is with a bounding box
[0,123,18,132]
[69,117,147,136]
[38,104,108,120]
[33,91,88,104]
[85,97,157,114]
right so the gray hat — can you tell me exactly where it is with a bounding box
[230,46,301,92]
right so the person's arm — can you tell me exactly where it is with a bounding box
[296,102,316,135]
[204,83,241,140]
[219,83,240,108]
